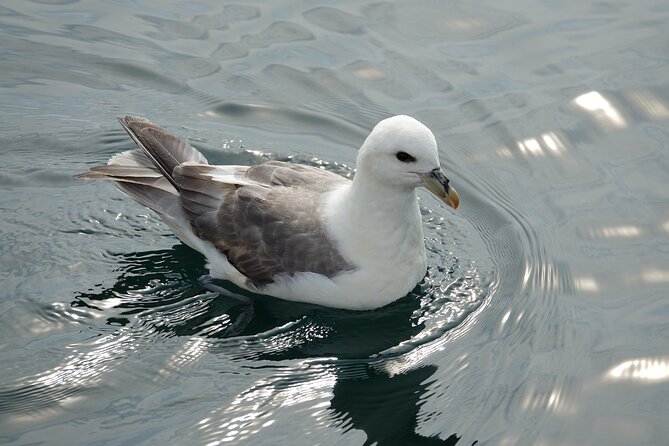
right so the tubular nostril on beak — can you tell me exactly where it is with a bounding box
[419,168,459,209]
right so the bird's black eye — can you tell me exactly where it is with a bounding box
[395,151,416,163]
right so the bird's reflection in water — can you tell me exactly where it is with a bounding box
[70,245,465,443]
[330,364,460,445]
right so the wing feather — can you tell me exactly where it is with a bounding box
[173,160,354,286]
[77,115,354,287]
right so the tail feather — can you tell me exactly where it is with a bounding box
[75,166,174,193]
[118,183,181,215]
[108,149,154,168]
[82,165,163,178]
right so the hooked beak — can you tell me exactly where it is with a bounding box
[419,168,460,209]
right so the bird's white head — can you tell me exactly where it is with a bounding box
[356,115,460,209]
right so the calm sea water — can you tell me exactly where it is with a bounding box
[1,0,668,444]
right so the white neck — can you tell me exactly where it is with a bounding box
[325,173,426,271]
[349,174,419,232]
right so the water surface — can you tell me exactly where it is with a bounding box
[1,0,668,445]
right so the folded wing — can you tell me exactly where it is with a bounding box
[76,116,354,287]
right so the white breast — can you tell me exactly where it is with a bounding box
[256,184,428,310]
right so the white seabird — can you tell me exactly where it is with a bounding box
[76,115,460,310]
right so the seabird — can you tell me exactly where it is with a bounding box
[76,115,460,310]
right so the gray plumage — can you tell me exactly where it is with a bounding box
[76,116,354,287]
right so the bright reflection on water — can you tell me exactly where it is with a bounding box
[517,132,567,157]
[195,362,337,444]
[1,0,669,444]
[607,357,669,382]
[573,91,627,129]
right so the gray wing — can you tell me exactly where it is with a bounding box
[78,116,354,286]
[173,161,355,286]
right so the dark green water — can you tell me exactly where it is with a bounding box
[1,1,668,444]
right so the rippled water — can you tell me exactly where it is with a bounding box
[1,0,668,444]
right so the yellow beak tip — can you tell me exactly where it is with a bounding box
[447,189,460,209]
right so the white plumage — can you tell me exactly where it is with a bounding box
[77,115,459,310]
